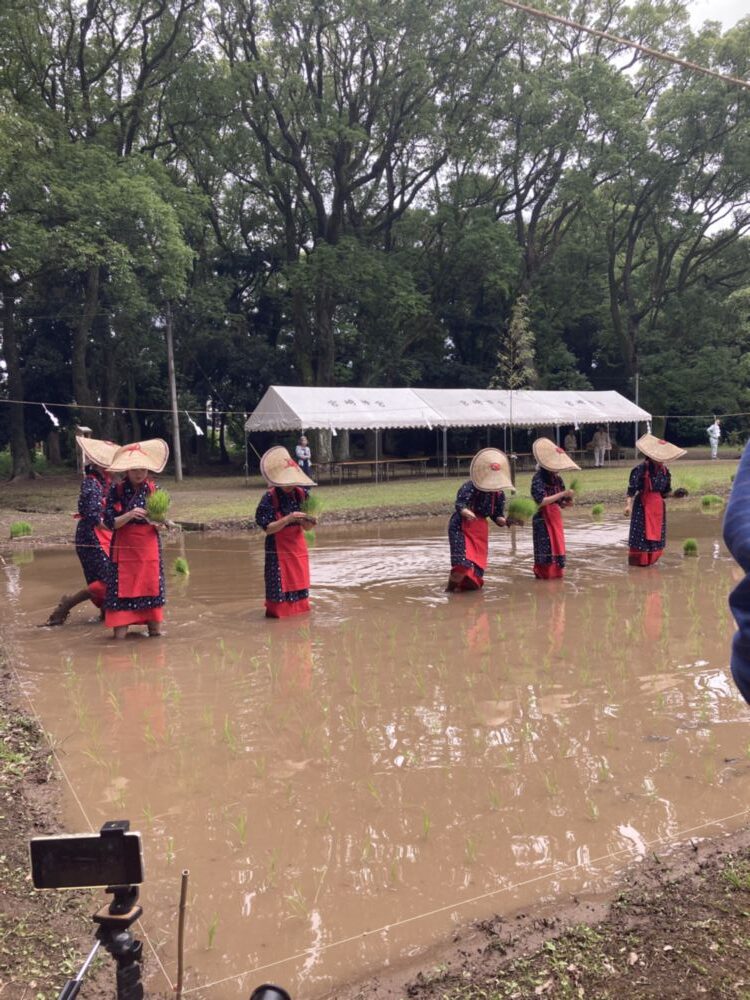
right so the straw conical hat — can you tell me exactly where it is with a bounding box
[107,439,169,474]
[260,446,316,488]
[636,434,686,463]
[469,448,515,492]
[533,437,581,473]
[76,436,119,469]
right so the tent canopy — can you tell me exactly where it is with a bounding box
[245,386,650,432]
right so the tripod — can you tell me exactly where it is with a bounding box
[58,885,144,1000]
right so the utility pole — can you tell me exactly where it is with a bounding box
[165,303,183,482]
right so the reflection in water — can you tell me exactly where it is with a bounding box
[5,510,749,998]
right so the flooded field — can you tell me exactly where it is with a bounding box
[4,508,749,999]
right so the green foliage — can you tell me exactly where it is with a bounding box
[146,490,171,522]
[701,494,724,508]
[683,538,698,556]
[507,497,538,522]
[490,296,537,390]
[173,557,190,576]
[592,503,604,516]
[10,521,32,538]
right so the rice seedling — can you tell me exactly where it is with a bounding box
[222,715,238,753]
[12,550,34,566]
[9,521,32,538]
[107,690,122,719]
[507,496,537,524]
[701,494,724,509]
[586,799,600,821]
[206,913,219,949]
[231,811,248,845]
[591,503,604,517]
[141,804,155,827]
[173,557,190,575]
[366,779,383,806]
[145,489,170,522]
[683,538,699,557]
[569,477,581,495]
[421,809,432,840]
[166,837,176,864]
[284,886,308,918]
[464,836,478,864]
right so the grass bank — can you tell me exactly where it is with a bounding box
[0,459,738,539]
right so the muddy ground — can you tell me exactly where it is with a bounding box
[0,661,112,1000]
[4,641,750,1000]
[2,475,750,999]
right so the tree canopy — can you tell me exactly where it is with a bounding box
[1,0,749,473]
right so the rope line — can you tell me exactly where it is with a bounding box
[495,0,750,90]
[181,806,750,995]
[2,395,749,425]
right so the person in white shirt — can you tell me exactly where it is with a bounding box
[295,435,312,474]
[706,418,721,459]
[564,430,577,454]
[591,426,611,467]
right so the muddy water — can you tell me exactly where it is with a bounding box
[5,509,749,998]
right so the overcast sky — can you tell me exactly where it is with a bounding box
[688,0,748,29]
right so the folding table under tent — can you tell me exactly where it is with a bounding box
[244,386,651,477]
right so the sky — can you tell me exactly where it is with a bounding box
[688,0,748,29]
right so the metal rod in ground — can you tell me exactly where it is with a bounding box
[175,869,190,999]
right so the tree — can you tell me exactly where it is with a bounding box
[490,295,537,390]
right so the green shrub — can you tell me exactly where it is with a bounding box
[173,557,189,575]
[683,538,698,556]
[10,521,32,538]
[592,503,604,516]
[701,494,724,509]
[146,489,171,522]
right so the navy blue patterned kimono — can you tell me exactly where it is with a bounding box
[447,482,506,589]
[103,479,166,624]
[255,487,311,617]
[627,460,671,565]
[531,470,567,578]
[75,468,112,605]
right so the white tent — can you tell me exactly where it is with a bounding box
[245,386,650,431]
[244,385,439,432]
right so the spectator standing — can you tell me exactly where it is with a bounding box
[295,435,312,475]
[564,430,577,455]
[591,426,611,468]
[706,417,721,460]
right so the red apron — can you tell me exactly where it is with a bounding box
[269,488,310,599]
[641,467,664,542]
[541,503,566,556]
[462,516,489,572]
[534,504,566,580]
[112,522,161,598]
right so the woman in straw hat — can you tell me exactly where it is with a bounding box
[102,439,170,638]
[625,434,685,567]
[446,448,514,592]
[45,436,119,626]
[530,437,579,580]
[255,446,317,618]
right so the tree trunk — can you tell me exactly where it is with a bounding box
[72,265,100,432]
[1,287,35,479]
[311,429,333,463]
[46,430,62,465]
[333,429,350,461]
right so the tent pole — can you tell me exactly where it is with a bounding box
[442,428,447,477]
[375,428,379,483]
[555,425,560,446]
[244,428,249,486]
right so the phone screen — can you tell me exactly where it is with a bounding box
[30,832,144,889]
